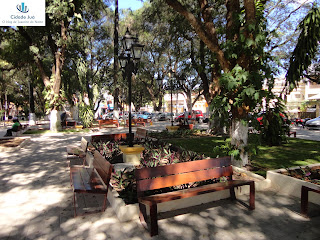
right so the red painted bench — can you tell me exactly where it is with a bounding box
[98,119,119,128]
[135,156,255,236]
[126,119,145,127]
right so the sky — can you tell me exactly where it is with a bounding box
[117,0,144,10]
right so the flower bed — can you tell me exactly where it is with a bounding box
[281,166,320,185]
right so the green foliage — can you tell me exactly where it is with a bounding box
[141,142,179,167]
[93,141,123,164]
[112,169,137,204]
[78,103,94,128]
[43,76,67,113]
[256,101,290,146]
[286,5,320,92]
[212,134,260,161]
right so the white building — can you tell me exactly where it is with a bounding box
[272,78,320,118]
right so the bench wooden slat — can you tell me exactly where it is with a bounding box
[71,167,107,193]
[93,150,112,183]
[139,180,253,205]
[136,156,231,180]
[137,166,233,192]
[71,167,92,192]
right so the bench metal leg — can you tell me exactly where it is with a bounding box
[102,194,108,212]
[149,204,158,236]
[301,186,309,217]
[230,187,236,200]
[249,182,255,210]
[73,192,77,217]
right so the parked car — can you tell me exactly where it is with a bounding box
[158,113,167,121]
[174,110,204,123]
[305,116,320,130]
[136,111,152,120]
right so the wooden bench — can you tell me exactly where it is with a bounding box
[288,131,296,137]
[126,119,145,127]
[135,156,255,236]
[135,127,147,142]
[12,124,29,137]
[98,119,119,128]
[301,185,320,217]
[70,150,113,217]
[91,133,128,143]
[66,137,89,161]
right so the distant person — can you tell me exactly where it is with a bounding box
[4,118,20,137]
[60,112,68,127]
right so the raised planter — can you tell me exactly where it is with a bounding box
[108,166,271,222]
[267,164,320,205]
[165,125,180,132]
[0,137,31,152]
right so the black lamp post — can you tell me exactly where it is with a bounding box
[119,28,144,147]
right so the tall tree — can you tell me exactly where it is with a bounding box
[161,0,273,166]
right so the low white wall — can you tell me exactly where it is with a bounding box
[267,166,320,205]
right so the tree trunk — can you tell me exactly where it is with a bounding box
[230,119,249,167]
[50,110,61,132]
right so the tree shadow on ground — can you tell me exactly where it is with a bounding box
[0,134,319,240]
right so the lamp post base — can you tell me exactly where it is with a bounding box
[119,145,145,165]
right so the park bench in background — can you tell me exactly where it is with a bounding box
[12,124,29,137]
[287,131,297,138]
[135,127,147,142]
[91,133,128,143]
[126,119,145,127]
[98,119,119,128]
[66,137,89,161]
[69,150,113,217]
[135,156,255,236]
[301,185,320,217]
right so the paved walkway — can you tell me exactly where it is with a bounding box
[0,123,319,239]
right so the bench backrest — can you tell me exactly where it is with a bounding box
[135,156,232,197]
[93,150,113,187]
[136,128,147,138]
[91,133,128,143]
[99,119,118,124]
[80,137,89,152]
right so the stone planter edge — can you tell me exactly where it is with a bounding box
[266,164,320,205]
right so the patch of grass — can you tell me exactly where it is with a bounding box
[167,136,320,177]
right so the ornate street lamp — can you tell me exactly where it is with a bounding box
[119,28,144,147]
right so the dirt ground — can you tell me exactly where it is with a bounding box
[0,138,26,147]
